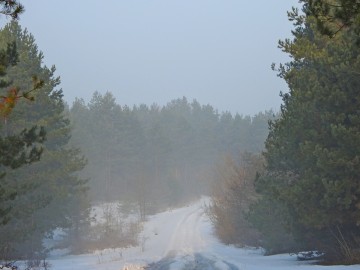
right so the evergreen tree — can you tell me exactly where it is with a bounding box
[0,22,88,259]
[253,3,360,263]
[0,0,24,19]
[303,0,360,36]
[0,26,45,228]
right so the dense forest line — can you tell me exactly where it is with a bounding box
[69,93,274,209]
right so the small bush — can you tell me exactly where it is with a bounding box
[61,202,142,254]
[25,258,51,270]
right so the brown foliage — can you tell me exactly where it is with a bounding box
[207,153,264,246]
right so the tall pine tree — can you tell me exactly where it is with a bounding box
[253,3,360,263]
[0,22,89,259]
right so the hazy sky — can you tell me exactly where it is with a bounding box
[3,1,300,115]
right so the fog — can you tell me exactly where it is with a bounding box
[69,94,274,209]
[3,1,358,268]
[0,0,299,260]
[14,0,299,115]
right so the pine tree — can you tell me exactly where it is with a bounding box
[0,27,45,228]
[253,3,360,263]
[0,22,88,259]
[303,0,360,36]
[0,0,24,19]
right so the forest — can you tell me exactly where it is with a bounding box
[0,0,360,267]
[70,93,273,206]
[0,20,273,260]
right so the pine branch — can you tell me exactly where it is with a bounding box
[0,0,24,19]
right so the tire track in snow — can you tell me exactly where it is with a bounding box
[164,206,205,257]
[146,253,239,270]
[146,203,239,270]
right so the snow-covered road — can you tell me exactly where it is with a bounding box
[146,203,239,270]
[165,206,206,256]
[48,198,359,270]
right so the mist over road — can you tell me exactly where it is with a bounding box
[145,201,239,270]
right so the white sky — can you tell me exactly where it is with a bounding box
[2,0,300,115]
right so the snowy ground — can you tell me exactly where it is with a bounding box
[47,199,359,270]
